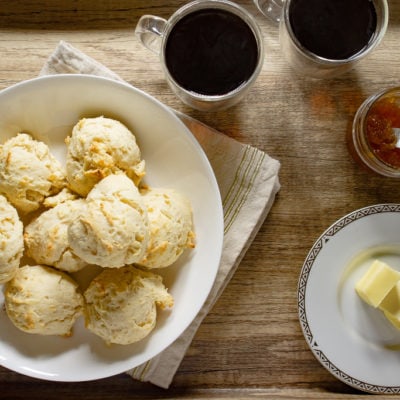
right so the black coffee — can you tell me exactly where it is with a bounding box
[289,0,377,60]
[165,8,259,96]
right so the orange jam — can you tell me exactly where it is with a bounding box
[366,96,400,168]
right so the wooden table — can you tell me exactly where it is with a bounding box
[0,1,399,398]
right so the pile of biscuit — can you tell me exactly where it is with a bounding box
[0,116,195,345]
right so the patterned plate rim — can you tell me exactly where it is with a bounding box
[298,203,400,394]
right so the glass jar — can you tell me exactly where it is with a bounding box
[351,87,400,178]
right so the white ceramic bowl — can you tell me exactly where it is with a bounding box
[0,74,223,381]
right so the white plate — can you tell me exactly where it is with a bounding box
[0,75,224,381]
[298,204,400,394]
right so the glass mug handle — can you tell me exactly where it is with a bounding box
[135,15,167,54]
[253,0,284,23]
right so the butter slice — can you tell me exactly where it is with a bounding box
[355,260,400,307]
[383,310,400,329]
[379,281,400,329]
[380,281,400,315]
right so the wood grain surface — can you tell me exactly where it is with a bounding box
[0,1,400,398]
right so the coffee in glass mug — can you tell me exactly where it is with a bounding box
[165,8,259,97]
[253,0,388,78]
[135,0,264,111]
[288,0,377,60]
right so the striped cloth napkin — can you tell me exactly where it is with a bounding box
[40,41,281,388]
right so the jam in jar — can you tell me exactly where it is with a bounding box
[352,87,400,177]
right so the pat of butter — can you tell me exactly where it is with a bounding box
[383,310,400,329]
[379,281,400,315]
[379,282,400,329]
[355,260,400,307]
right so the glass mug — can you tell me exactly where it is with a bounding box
[254,0,388,79]
[135,0,264,111]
